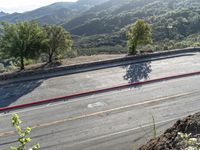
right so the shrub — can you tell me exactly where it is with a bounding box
[11,114,40,150]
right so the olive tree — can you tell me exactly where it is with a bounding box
[43,25,73,63]
[127,19,152,55]
[0,21,45,70]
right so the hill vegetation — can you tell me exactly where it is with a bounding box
[0,0,109,25]
[0,0,200,71]
[0,22,72,70]
[1,0,199,52]
[64,0,200,51]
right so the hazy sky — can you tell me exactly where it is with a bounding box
[0,0,78,13]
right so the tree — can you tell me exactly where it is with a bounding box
[11,114,40,150]
[0,21,45,70]
[43,25,73,63]
[127,19,152,55]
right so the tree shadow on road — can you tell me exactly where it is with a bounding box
[0,80,43,108]
[123,61,152,85]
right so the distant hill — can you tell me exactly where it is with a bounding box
[0,11,9,17]
[0,0,109,25]
[64,0,200,36]
[63,0,131,31]
[0,2,73,24]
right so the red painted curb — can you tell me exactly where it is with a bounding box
[0,71,200,112]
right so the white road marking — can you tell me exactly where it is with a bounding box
[71,114,196,145]
[88,102,106,108]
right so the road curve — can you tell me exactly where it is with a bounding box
[0,75,200,150]
[0,51,199,108]
[1,71,200,112]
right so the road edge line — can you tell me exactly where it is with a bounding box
[0,71,200,112]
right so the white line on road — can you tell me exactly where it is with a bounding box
[0,90,197,137]
[68,113,196,146]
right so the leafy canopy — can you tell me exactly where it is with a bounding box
[11,114,40,150]
[43,25,73,63]
[0,21,45,70]
[127,19,152,54]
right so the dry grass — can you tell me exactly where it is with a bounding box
[25,54,126,71]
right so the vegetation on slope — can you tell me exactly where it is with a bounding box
[0,0,109,25]
[0,0,199,71]
[63,0,200,51]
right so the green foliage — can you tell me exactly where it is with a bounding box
[43,25,73,63]
[127,19,152,55]
[11,114,40,150]
[74,31,126,49]
[0,22,74,71]
[64,0,200,38]
[0,21,45,70]
[0,0,199,68]
[63,0,200,52]
[178,132,200,150]
[0,63,5,73]
[77,45,127,56]
[0,0,109,25]
[139,44,154,53]
[175,34,200,48]
[24,59,34,66]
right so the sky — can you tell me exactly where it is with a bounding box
[0,0,78,13]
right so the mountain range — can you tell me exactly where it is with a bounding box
[0,11,9,17]
[0,0,109,25]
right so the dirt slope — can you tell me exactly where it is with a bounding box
[139,112,200,150]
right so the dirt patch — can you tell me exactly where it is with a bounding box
[139,112,200,150]
[25,54,125,71]
[1,54,125,74]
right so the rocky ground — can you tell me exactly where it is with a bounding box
[139,112,200,150]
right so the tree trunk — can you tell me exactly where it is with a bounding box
[20,42,25,70]
[48,48,54,63]
[130,42,137,55]
[48,53,53,63]
[20,54,25,70]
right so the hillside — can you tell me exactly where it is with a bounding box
[0,0,199,53]
[0,11,8,17]
[0,0,109,25]
[63,0,200,49]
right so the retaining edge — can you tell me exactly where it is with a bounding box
[0,47,199,82]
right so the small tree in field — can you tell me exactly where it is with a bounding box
[43,25,73,63]
[0,22,45,70]
[127,19,152,55]
[11,114,40,150]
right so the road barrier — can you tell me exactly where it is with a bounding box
[0,71,200,112]
[0,47,199,83]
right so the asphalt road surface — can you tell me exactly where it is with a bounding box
[0,51,200,107]
[0,75,200,150]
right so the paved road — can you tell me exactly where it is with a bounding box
[0,75,200,150]
[0,52,200,108]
